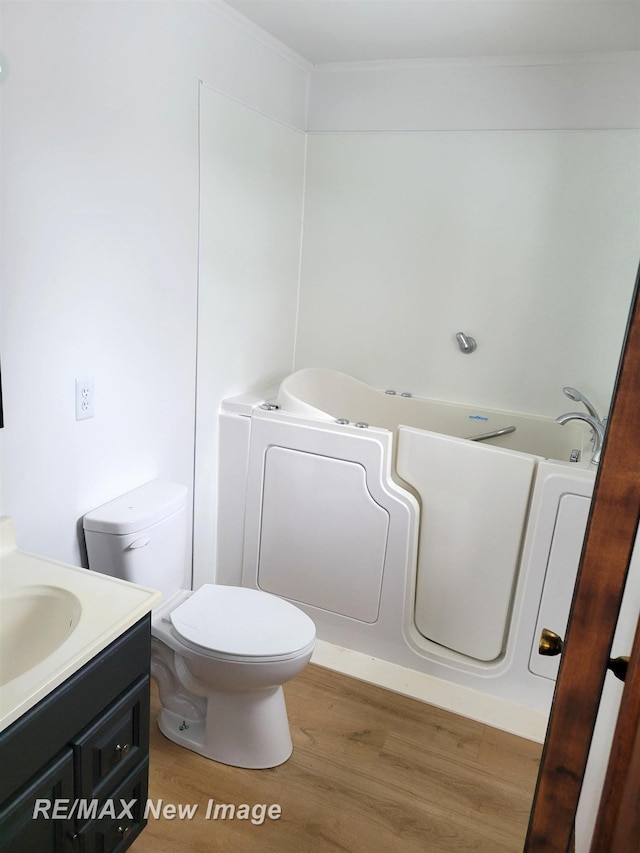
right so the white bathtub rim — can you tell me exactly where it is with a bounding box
[277,367,592,464]
[279,366,568,428]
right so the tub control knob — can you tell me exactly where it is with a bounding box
[335,418,350,425]
[355,422,369,429]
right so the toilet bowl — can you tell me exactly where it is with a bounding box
[83,480,316,768]
[150,585,315,768]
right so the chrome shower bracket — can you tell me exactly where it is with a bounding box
[456,332,477,354]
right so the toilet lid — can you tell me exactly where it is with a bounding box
[169,585,316,659]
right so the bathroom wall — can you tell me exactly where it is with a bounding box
[295,128,639,416]
[308,54,640,131]
[195,84,306,586]
[0,0,309,568]
[297,55,640,418]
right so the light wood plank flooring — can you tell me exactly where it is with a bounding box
[132,665,541,852]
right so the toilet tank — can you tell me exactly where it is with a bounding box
[83,480,189,599]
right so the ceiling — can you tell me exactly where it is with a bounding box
[223,0,640,65]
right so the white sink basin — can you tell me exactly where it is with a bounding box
[0,516,161,731]
[0,585,82,686]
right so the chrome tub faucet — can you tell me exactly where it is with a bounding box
[557,387,607,465]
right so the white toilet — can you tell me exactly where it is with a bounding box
[82,480,316,769]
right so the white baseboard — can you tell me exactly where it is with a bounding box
[311,639,548,743]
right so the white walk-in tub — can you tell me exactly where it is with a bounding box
[217,368,597,737]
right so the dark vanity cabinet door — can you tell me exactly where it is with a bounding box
[0,616,152,853]
[0,749,74,852]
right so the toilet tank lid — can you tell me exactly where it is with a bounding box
[83,480,188,535]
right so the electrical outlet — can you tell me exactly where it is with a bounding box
[75,378,94,421]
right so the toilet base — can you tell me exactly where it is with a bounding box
[156,684,293,769]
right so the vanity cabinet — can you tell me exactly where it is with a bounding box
[0,616,151,853]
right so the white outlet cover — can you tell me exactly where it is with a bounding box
[75,377,94,421]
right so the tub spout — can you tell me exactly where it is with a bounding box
[456,332,477,354]
[556,412,606,465]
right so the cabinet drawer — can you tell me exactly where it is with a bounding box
[73,678,149,801]
[73,759,148,853]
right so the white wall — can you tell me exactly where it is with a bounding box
[194,85,306,587]
[0,0,309,570]
[295,129,639,417]
[295,54,640,418]
[309,54,640,131]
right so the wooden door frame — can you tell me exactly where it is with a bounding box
[591,603,640,848]
[526,265,640,850]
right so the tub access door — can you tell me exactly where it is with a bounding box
[257,446,389,622]
[397,427,539,662]
[242,410,418,626]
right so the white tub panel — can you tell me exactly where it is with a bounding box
[228,397,595,721]
[397,427,538,661]
[257,446,389,623]
[528,493,591,680]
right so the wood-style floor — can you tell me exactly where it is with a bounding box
[131,665,541,852]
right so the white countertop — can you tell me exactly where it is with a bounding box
[0,517,161,732]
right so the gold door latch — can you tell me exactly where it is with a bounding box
[538,628,629,682]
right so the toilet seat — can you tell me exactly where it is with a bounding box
[169,584,316,663]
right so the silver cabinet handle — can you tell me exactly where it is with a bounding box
[115,743,131,759]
